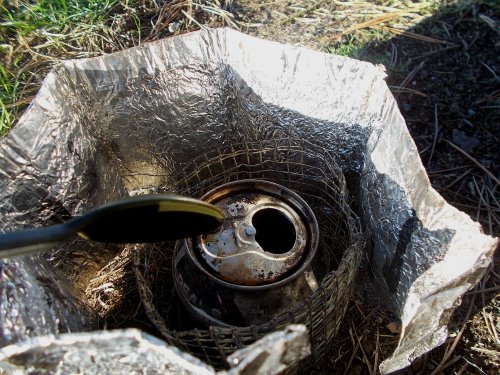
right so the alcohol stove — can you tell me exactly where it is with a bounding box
[173,179,320,327]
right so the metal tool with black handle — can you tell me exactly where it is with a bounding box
[0,195,224,258]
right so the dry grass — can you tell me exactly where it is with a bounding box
[85,244,137,319]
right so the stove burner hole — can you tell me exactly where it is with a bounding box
[252,208,296,254]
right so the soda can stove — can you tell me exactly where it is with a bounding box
[174,179,320,327]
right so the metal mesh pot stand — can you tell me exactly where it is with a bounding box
[134,139,364,370]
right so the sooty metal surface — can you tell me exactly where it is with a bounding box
[173,179,320,327]
[196,180,317,286]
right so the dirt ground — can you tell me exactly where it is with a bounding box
[231,0,499,373]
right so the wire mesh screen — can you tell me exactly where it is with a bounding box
[134,139,364,370]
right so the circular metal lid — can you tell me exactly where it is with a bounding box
[193,180,318,286]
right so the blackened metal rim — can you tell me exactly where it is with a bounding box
[183,179,320,291]
[171,254,235,328]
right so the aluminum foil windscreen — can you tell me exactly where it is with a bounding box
[0,28,497,373]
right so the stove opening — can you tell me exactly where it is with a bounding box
[252,208,296,254]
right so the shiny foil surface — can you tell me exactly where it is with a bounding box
[0,29,497,373]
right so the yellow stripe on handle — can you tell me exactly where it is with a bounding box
[157,200,224,222]
[77,231,90,240]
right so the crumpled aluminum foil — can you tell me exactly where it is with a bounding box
[0,325,310,374]
[0,28,497,373]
